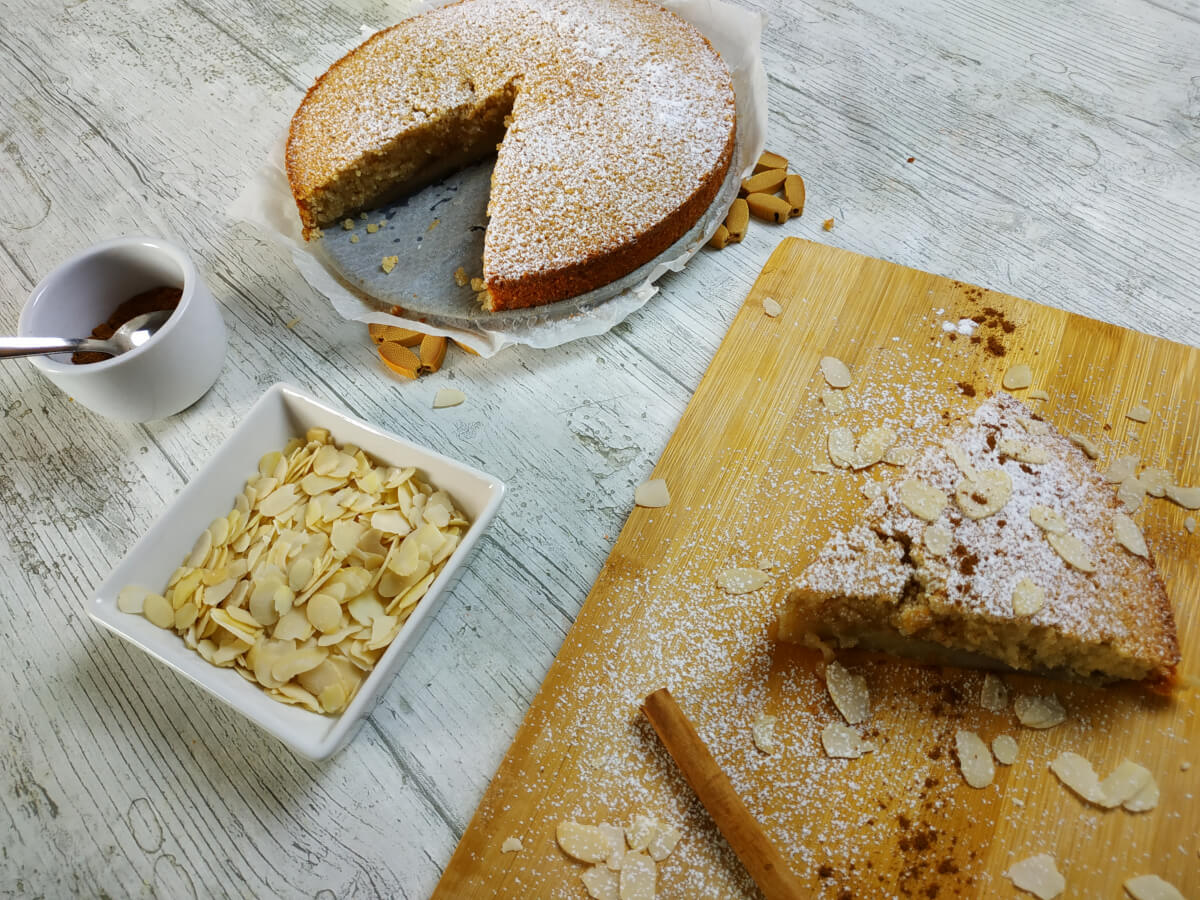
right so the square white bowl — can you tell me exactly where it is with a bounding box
[89,382,505,759]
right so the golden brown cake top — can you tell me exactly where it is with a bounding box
[287,0,735,278]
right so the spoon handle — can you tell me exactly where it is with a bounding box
[0,337,112,360]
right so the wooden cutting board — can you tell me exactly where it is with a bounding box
[434,238,1199,899]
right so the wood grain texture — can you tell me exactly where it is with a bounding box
[0,0,1197,896]
[438,238,1198,898]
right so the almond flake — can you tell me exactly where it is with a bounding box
[955,729,995,788]
[1113,513,1149,558]
[992,734,1019,765]
[1165,484,1200,509]
[1186,516,1196,534]
[556,822,610,864]
[1124,875,1185,900]
[1049,752,1108,804]
[1018,416,1051,436]
[647,824,681,861]
[500,837,523,853]
[1123,773,1159,812]
[820,388,847,413]
[1098,760,1153,807]
[751,713,777,754]
[883,446,914,466]
[619,852,656,900]
[625,816,656,853]
[1069,433,1100,459]
[1105,454,1140,484]
[1029,505,1068,534]
[899,479,949,522]
[1028,389,1050,401]
[1126,404,1151,423]
[1012,577,1045,616]
[854,426,897,469]
[924,523,952,557]
[634,479,669,508]
[715,567,769,594]
[819,356,852,389]
[581,867,619,900]
[980,673,1009,712]
[1002,364,1033,390]
[1045,530,1097,572]
[432,388,466,409]
[828,427,858,468]
[1006,853,1065,900]
[943,440,977,479]
[1140,467,1172,497]
[821,722,875,758]
[998,437,1049,464]
[1117,475,1146,513]
[825,661,870,724]
[117,585,149,614]
[954,469,1012,519]
[860,481,884,501]
[1015,694,1066,729]
[762,297,782,317]
[598,824,625,871]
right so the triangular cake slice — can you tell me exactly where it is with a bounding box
[779,393,1180,690]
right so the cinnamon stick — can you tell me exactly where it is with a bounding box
[641,688,807,900]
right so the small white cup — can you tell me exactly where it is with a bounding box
[18,237,226,422]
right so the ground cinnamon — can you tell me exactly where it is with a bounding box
[72,285,181,364]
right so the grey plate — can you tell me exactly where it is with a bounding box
[316,141,744,332]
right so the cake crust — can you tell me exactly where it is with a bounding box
[286,0,737,311]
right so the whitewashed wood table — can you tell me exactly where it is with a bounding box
[1,0,1197,896]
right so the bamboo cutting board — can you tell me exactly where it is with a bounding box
[435,238,1199,899]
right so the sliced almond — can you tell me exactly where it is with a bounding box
[854,426,897,469]
[598,824,625,871]
[751,713,777,754]
[1028,389,1050,401]
[819,356,852,389]
[625,816,656,853]
[1046,531,1097,572]
[828,427,859,469]
[647,824,681,862]
[1002,364,1033,390]
[433,388,466,409]
[992,734,1019,765]
[618,851,656,900]
[581,867,619,900]
[1139,467,1172,497]
[1117,475,1146,513]
[556,822,610,864]
[1165,484,1200,509]
[923,523,952,557]
[1011,577,1045,616]
[954,469,1012,519]
[118,585,149,615]
[1029,505,1067,534]
[762,297,783,317]
[998,437,1049,464]
[1113,513,1149,558]
[1098,760,1153,807]
[500,836,523,854]
[955,729,995,788]
[634,479,669,508]
[825,660,870,724]
[1124,875,1185,900]
[715,567,769,595]
[1018,416,1051,436]
[1006,853,1065,900]
[1123,773,1159,812]
[980,673,1008,712]
[943,441,977,480]
[1105,453,1140,484]
[883,446,914,466]
[1126,404,1152,423]
[1049,752,1111,806]
[1015,694,1066,729]
[821,722,875,758]
[899,479,949,522]
[820,388,847,413]
[1069,432,1100,459]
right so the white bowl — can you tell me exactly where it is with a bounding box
[18,236,226,422]
[89,383,505,759]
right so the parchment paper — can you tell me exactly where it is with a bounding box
[229,0,767,357]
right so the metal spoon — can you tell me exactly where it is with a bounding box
[0,309,174,361]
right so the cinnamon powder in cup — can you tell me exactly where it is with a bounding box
[72,286,181,364]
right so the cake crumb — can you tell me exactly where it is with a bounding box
[350,234,360,243]
[381,255,399,274]
[366,223,380,233]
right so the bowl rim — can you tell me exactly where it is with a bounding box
[87,381,506,759]
[19,235,198,374]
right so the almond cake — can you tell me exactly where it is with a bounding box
[286,0,737,311]
[779,394,1180,690]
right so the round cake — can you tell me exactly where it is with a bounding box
[286,0,737,311]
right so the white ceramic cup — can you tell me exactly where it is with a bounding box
[18,236,226,422]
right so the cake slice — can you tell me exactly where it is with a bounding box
[779,393,1180,690]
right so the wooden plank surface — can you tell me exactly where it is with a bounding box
[437,237,1199,898]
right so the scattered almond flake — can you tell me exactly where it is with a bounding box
[1011,577,1045,616]
[883,445,914,466]
[762,297,782,317]
[954,468,1012,519]
[860,481,884,501]
[1017,416,1051,436]
[825,660,870,724]
[998,437,1049,464]
[1006,853,1066,900]
[1113,513,1149,558]
[1049,752,1109,805]
[556,822,610,864]
[625,816,656,853]
[1126,404,1152,423]
[810,462,835,475]
[1045,531,1097,572]
[819,356,852,389]
[1028,389,1050,401]
[634,479,669,508]
[715,567,769,595]
[820,387,847,413]
[1098,760,1153,807]
[1029,505,1068,534]
[1124,875,1185,900]
[827,426,858,468]
[1015,694,1066,729]
[433,388,466,409]
[1002,364,1033,390]
[980,673,1008,712]
[854,426,897,469]
[1182,761,1193,771]
[647,824,681,862]
[285,317,301,330]
[923,523,952,557]
[500,837,523,853]
[1165,483,1200,509]
[820,722,876,758]
[992,734,1019,765]
[581,866,619,900]
[619,851,656,900]
[1117,475,1146,513]
[1105,453,1141,484]
[1140,467,1172,497]
[1186,517,1196,534]
[751,713,777,754]
[381,255,399,274]
[955,729,995,788]
[1123,773,1159,812]
[1069,432,1100,459]
[898,478,949,522]
[598,824,625,871]
[942,440,977,479]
